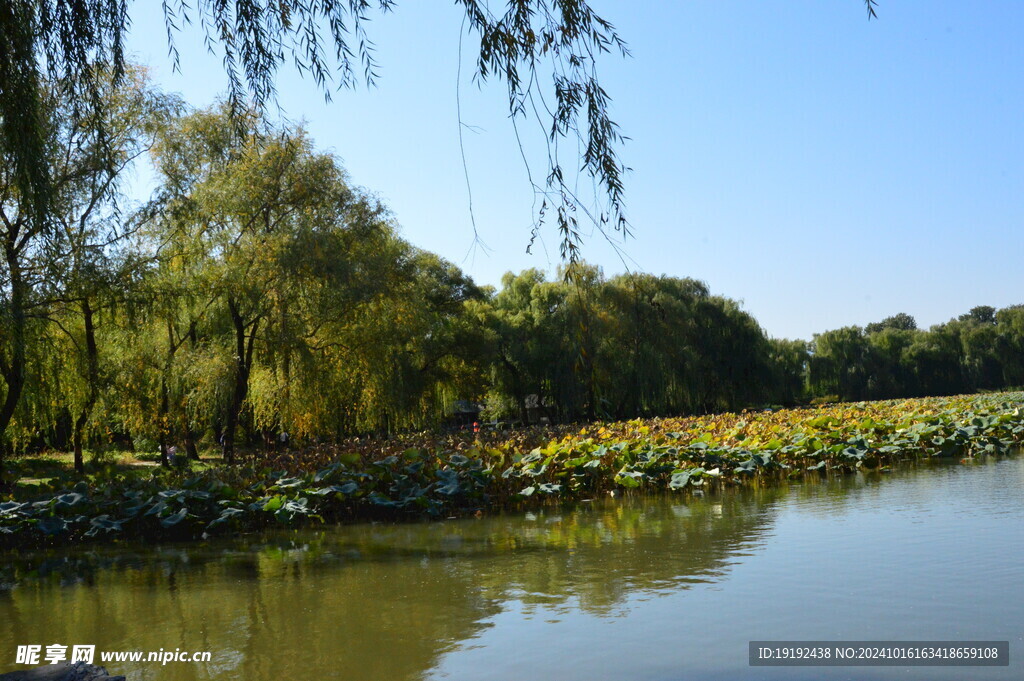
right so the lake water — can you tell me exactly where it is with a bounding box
[2,456,1023,680]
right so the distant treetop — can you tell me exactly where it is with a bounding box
[866,312,917,334]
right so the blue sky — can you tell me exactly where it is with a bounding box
[123,1,1024,340]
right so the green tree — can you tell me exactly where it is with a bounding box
[808,326,870,400]
[959,305,997,326]
[995,306,1024,387]
[148,107,386,460]
[903,324,965,397]
[866,312,917,334]
[486,267,780,422]
[0,69,171,481]
[485,269,548,424]
[768,338,809,406]
[47,68,177,471]
[864,326,917,398]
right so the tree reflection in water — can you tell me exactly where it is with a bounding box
[0,485,793,680]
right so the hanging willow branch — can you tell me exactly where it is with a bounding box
[0,0,879,258]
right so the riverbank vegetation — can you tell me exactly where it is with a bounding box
[3,71,1024,486]
[3,392,1022,547]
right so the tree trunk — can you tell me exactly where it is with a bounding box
[158,378,171,467]
[72,298,99,473]
[184,323,200,460]
[72,412,87,473]
[183,429,200,460]
[157,318,176,467]
[0,238,27,489]
[499,351,529,425]
[223,299,258,464]
[280,295,291,448]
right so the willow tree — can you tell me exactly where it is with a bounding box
[484,267,783,422]
[0,68,170,481]
[46,68,177,472]
[147,106,402,460]
[601,274,711,417]
[485,263,610,422]
[348,249,490,434]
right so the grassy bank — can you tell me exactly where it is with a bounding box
[2,392,1023,548]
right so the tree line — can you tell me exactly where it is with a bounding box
[807,307,1024,402]
[1,71,1020,475]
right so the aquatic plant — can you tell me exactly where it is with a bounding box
[2,392,1022,548]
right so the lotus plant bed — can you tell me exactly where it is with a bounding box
[2,392,1023,548]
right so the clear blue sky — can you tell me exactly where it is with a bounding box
[123,1,1024,341]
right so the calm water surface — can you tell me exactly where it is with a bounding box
[2,457,1023,680]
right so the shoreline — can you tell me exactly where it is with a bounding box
[2,392,1022,550]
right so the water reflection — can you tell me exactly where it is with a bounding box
[0,487,785,680]
[2,458,1022,681]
